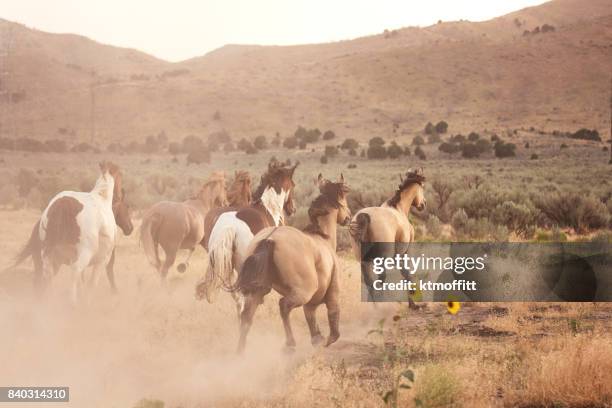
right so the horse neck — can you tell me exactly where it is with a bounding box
[229,185,250,206]
[259,186,287,226]
[186,191,215,213]
[395,185,418,217]
[91,174,114,204]
[315,210,338,251]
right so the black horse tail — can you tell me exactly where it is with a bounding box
[233,239,275,296]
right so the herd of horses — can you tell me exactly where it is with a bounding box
[11,159,427,352]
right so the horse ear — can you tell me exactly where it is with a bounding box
[399,173,404,183]
[317,173,324,185]
[291,161,300,175]
[339,173,345,183]
[99,161,107,173]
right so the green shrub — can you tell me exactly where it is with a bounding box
[253,135,268,150]
[412,135,425,146]
[341,138,359,150]
[367,145,388,159]
[426,214,443,238]
[323,130,336,140]
[414,365,459,408]
[415,146,426,160]
[439,142,460,154]
[535,193,609,233]
[387,142,403,158]
[435,121,448,134]
[494,142,516,158]
[283,136,298,149]
[424,122,436,135]
[492,200,537,237]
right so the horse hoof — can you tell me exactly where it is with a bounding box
[311,334,325,347]
[325,333,340,347]
[177,263,187,273]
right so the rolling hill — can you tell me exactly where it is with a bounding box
[0,0,611,145]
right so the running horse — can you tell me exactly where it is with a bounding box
[349,167,427,304]
[139,171,239,280]
[233,173,351,353]
[195,159,298,315]
[12,161,134,302]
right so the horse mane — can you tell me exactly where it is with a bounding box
[303,181,350,238]
[191,171,225,200]
[385,168,426,208]
[227,171,251,206]
[252,159,297,204]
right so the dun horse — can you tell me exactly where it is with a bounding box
[233,174,351,353]
[139,171,239,280]
[12,161,134,302]
[349,168,426,303]
[195,160,298,315]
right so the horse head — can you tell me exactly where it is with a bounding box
[315,173,351,226]
[198,171,228,207]
[255,159,299,216]
[112,188,134,236]
[228,170,252,206]
[399,167,427,211]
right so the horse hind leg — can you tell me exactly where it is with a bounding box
[177,247,195,274]
[159,242,180,283]
[106,249,117,293]
[303,303,324,347]
[279,296,303,351]
[237,294,261,354]
[325,296,340,347]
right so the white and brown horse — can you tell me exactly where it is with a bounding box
[140,171,235,281]
[195,160,298,312]
[349,168,426,303]
[13,161,134,302]
[233,174,351,353]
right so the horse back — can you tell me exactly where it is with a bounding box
[236,206,275,236]
[202,206,240,249]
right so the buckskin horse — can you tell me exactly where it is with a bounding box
[12,161,134,303]
[233,173,351,353]
[195,159,298,316]
[349,167,427,304]
[139,171,237,281]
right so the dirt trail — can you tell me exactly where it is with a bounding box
[0,211,395,407]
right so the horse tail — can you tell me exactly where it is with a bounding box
[196,225,236,302]
[140,211,161,268]
[233,239,275,296]
[9,220,42,271]
[349,212,370,243]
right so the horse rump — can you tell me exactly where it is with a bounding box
[234,239,275,296]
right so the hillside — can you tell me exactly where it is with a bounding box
[0,0,611,145]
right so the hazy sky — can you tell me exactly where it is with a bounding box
[3,0,548,61]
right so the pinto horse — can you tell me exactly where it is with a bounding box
[233,174,351,353]
[195,159,298,315]
[349,167,427,304]
[140,171,238,280]
[13,161,134,302]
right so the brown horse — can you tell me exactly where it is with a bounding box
[140,172,230,280]
[196,160,299,313]
[349,168,426,302]
[233,173,351,353]
[227,170,252,207]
